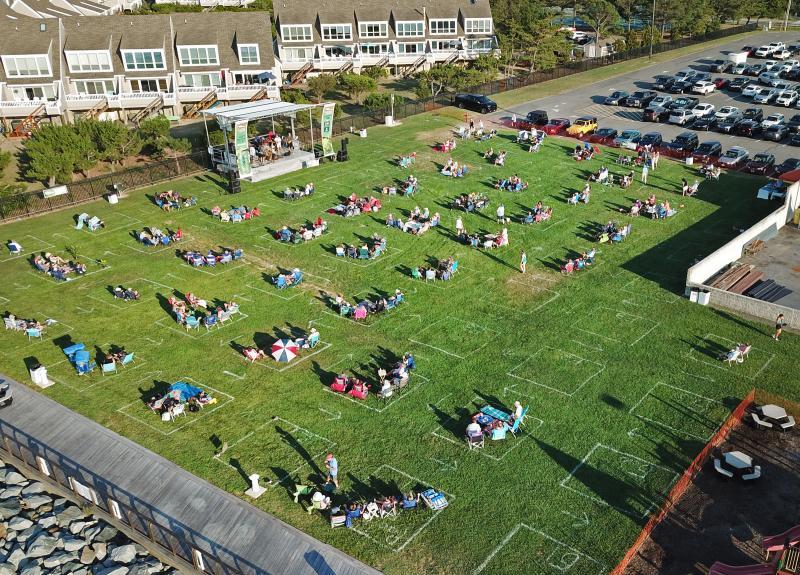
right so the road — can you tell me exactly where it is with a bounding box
[495,31,800,165]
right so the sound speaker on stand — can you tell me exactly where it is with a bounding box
[337,137,349,162]
[228,171,241,194]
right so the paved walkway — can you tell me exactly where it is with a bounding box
[0,376,381,575]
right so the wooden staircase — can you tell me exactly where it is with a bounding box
[402,55,427,77]
[129,95,164,126]
[337,60,353,75]
[183,91,218,119]
[248,88,269,102]
[81,99,109,121]
[289,62,313,86]
[443,50,460,65]
[10,104,45,137]
[374,55,389,68]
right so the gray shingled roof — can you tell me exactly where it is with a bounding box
[0,19,56,54]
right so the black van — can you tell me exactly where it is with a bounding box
[669,131,699,153]
[453,93,498,113]
[523,110,549,128]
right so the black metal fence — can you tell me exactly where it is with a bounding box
[299,23,757,144]
[0,150,209,221]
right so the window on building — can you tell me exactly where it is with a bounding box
[321,24,352,41]
[130,78,168,92]
[1,55,51,78]
[465,18,492,34]
[178,46,219,66]
[281,25,313,42]
[74,80,115,95]
[396,21,424,37]
[237,44,259,65]
[429,19,457,35]
[122,50,165,71]
[181,73,222,88]
[465,38,493,51]
[397,42,425,54]
[323,46,352,58]
[431,39,460,51]
[358,22,388,38]
[10,85,55,101]
[65,51,112,73]
[36,456,51,476]
[283,46,314,61]
[361,43,389,55]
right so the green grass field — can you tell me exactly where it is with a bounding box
[0,111,794,575]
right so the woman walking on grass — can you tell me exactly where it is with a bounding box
[774,314,785,341]
[520,250,527,274]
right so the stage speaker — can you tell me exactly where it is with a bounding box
[228,171,241,194]
[337,137,349,162]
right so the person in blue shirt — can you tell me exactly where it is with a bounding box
[325,453,339,489]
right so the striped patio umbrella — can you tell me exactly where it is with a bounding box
[271,339,299,362]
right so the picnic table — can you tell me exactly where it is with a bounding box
[480,405,511,422]
[724,451,753,471]
[762,404,788,420]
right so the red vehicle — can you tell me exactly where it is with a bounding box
[543,118,571,135]
[588,127,618,144]
[713,77,729,89]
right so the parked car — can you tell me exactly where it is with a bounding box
[669,108,695,126]
[625,90,657,107]
[776,90,799,106]
[728,77,749,91]
[732,62,749,75]
[710,59,732,72]
[746,64,766,76]
[774,81,794,92]
[691,103,715,117]
[693,140,723,163]
[788,68,800,81]
[758,71,781,86]
[692,115,717,131]
[715,106,740,120]
[713,77,730,90]
[753,88,778,104]
[745,152,777,173]
[652,75,674,90]
[523,110,549,128]
[716,116,743,134]
[674,68,697,81]
[736,119,762,137]
[776,60,798,74]
[566,116,598,136]
[692,80,716,95]
[718,146,749,167]
[669,96,699,110]
[669,131,700,153]
[761,113,786,128]
[755,45,774,57]
[639,132,663,148]
[604,90,629,105]
[454,93,497,113]
[741,45,756,56]
[763,59,779,71]
[743,108,764,122]
[790,132,800,146]
[786,113,800,132]
[667,79,695,94]
[613,129,641,149]
[643,106,671,122]
[789,44,800,55]
[543,118,571,135]
[649,94,673,108]
[588,127,618,144]
[763,124,790,141]
[775,49,792,60]
[772,157,800,175]
[742,83,762,97]
[0,381,10,408]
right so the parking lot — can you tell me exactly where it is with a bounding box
[498,32,800,166]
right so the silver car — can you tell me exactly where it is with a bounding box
[718,146,749,167]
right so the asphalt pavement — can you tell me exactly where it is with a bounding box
[493,31,800,165]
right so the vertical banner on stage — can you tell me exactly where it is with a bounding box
[321,102,335,157]
[234,120,251,177]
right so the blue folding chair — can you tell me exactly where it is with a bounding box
[120,352,135,367]
[26,328,42,341]
[101,362,117,376]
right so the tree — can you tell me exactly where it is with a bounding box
[137,116,189,159]
[0,150,10,177]
[24,124,96,185]
[137,116,171,143]
[339,73,376,103]
[76,119,142,165]
[416,64,464,99]
[363,66,388,80]
[306,74,336,103]
[582,0,621,45]
[363,92,404,111]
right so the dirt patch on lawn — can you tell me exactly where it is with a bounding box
[625,416,800,574]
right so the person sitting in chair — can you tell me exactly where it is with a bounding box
[466,415,483,437]
[401,492,419,510]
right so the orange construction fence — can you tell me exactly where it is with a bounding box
[609,388,756,575]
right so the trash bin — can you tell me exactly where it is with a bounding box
[697,290,710,305]
[29,364,48,387]
[107,193,119,205]
[689,289,699,303]
[685,156,694,166]
[359,128,367,138]
[793,208,800,226]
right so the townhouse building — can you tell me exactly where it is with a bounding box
[0,12,280,133]
[273,0,497,81]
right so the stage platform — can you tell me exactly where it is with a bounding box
[246,150,319,182]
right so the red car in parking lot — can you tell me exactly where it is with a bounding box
[543,118,571,135]
[588,127,618,144]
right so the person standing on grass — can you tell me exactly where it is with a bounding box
[497,203,505,224]
[520,250,527,274]
[325,453,339,489]
[641,163,649,184]
[455,215,464,236]
[511,113,517,127]
[774,314,786,341]
[653,150,660,170]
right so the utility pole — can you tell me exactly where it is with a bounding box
[784,0,793,31]
[649,0,657,59]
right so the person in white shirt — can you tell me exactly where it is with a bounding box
[496,203,505,224]
[466,416,482,437]
[455,216,464,236]
[513,401,523,420]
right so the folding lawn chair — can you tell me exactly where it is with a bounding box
[120,352,135,367]
[26,328,42,341]
[101,362,117,376]
[466,434,484,450]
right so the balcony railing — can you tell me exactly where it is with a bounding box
[0,99,61,117]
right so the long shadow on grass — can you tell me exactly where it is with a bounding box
[275,425,324,481]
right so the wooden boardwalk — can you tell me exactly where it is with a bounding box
[0,376,381,575]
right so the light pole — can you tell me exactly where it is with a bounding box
[784,0,793,31]
[649,0,657,59]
